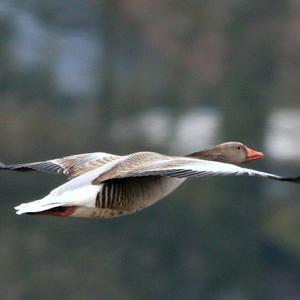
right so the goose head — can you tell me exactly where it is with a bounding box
[215,142,264,164]
[187,142,264,164]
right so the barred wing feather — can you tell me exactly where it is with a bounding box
[0,152,121,179]
[109,158,300,183]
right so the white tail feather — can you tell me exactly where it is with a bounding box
[15,184,102,215]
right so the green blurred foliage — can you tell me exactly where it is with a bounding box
[0,0,299,299]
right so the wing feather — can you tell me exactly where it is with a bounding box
[101,157,300,183]
[0,152,121,179]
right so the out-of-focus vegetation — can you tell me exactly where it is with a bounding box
[0,1,299,299]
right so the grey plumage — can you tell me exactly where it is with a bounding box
[2,142,299,219]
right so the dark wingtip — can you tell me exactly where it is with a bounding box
[0,163,32,172]
[278,176,300,183]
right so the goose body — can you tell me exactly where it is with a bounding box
[1,142,298,219]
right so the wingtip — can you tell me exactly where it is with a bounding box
[280,176,300,183]
[291,176,300,183]
[0,162,12,170]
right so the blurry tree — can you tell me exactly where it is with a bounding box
[0,0,299,300]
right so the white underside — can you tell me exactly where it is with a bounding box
[14,158,125,215]
[14,177,186,217]
[15,184,102,215]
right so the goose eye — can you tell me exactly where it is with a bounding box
[237,146,241,150]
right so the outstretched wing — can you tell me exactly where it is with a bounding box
[0,152,121,179]
[93,157,300,183]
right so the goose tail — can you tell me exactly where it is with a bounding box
[14,195,72,216]
[14,184,101,217]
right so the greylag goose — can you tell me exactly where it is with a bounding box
[1,142,298,219]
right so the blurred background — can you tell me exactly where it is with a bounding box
[0,1,299,299]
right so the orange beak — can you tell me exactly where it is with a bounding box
[245,147,264,162]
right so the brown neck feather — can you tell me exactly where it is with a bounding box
[185,149,226,162]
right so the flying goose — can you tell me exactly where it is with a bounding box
[1,142,298,219]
